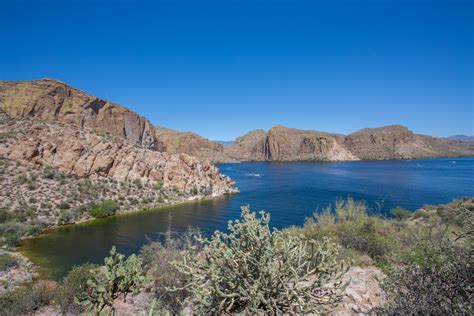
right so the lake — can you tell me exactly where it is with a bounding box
[19,157,474,279]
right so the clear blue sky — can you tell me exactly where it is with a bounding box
[1,0,472,140]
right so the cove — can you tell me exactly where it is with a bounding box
[20,158,474,280]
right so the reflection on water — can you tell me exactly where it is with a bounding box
[20,158,474,279]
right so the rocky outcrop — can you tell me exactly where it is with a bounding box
[0,79,163,150]
[0,112,236,197]
[155,126,234,162]
[334,266,386,315]
[262,125,356,161]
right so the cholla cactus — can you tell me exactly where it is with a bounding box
[173,206,348,314]
[82,246,145,312]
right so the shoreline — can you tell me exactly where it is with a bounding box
[20,191,238,241]
[15,191,238,280]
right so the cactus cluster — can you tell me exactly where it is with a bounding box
[81,246,145,312]
[173,206,349,314]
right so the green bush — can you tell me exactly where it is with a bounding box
[292,199,399,264]
[55,263,99,314]
[0,253,18,271]
[173,207,348,314]
[88,208,113,218]
[88,200,119,218]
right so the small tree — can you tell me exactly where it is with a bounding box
[173,206,348,314]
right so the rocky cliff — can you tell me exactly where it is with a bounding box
[0,79,163,150]
[262,125,356,161]
[224,129,268,161]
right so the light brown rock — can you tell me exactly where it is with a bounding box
[0,79,163,150]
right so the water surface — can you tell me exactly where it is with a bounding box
[20,158,474,279]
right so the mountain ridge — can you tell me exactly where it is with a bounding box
[1,79,472,163]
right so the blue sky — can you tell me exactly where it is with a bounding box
[1,0,472,140]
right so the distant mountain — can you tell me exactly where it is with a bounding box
[448,135,474,143]
[213,140,235,147]
[223,125,474,162]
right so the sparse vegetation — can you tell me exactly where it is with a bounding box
[0,253,18,271]
[174,207,348,314]
[0,194,471,314]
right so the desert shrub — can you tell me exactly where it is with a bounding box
[0,208,12,223]
[390,206,411,220]
[0,253,18,271]
[0,222,30,248]
[293,199,399,265]
[382,242,473,314]
[81,246,145,312]
[0,281,57,315]
[141,196,154,204]
[173,207,348,314]
[27,225,42,236]
[141,231,201,313]
[2,232,21,248]
[55,263,99,314]
[154,181,163,190]
[42,166,55,179]
[58,210,76,225]
[16,174,28,184]
[58,201,71,210]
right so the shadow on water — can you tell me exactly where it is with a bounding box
[20,158,474,280]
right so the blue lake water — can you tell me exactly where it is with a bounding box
[20,157,474,279]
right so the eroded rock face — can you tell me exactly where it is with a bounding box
[0,112,237,196]
[224,126,356,161]
[0,79,163,150]
[263,125,357,161]
[224,129,268,161]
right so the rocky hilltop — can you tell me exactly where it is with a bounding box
[344,125,474,160]
[155,126,232,162]
[222,125,474,162]
[1,79,471,163]
[0,110,237,226]
[0,79,163,150]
